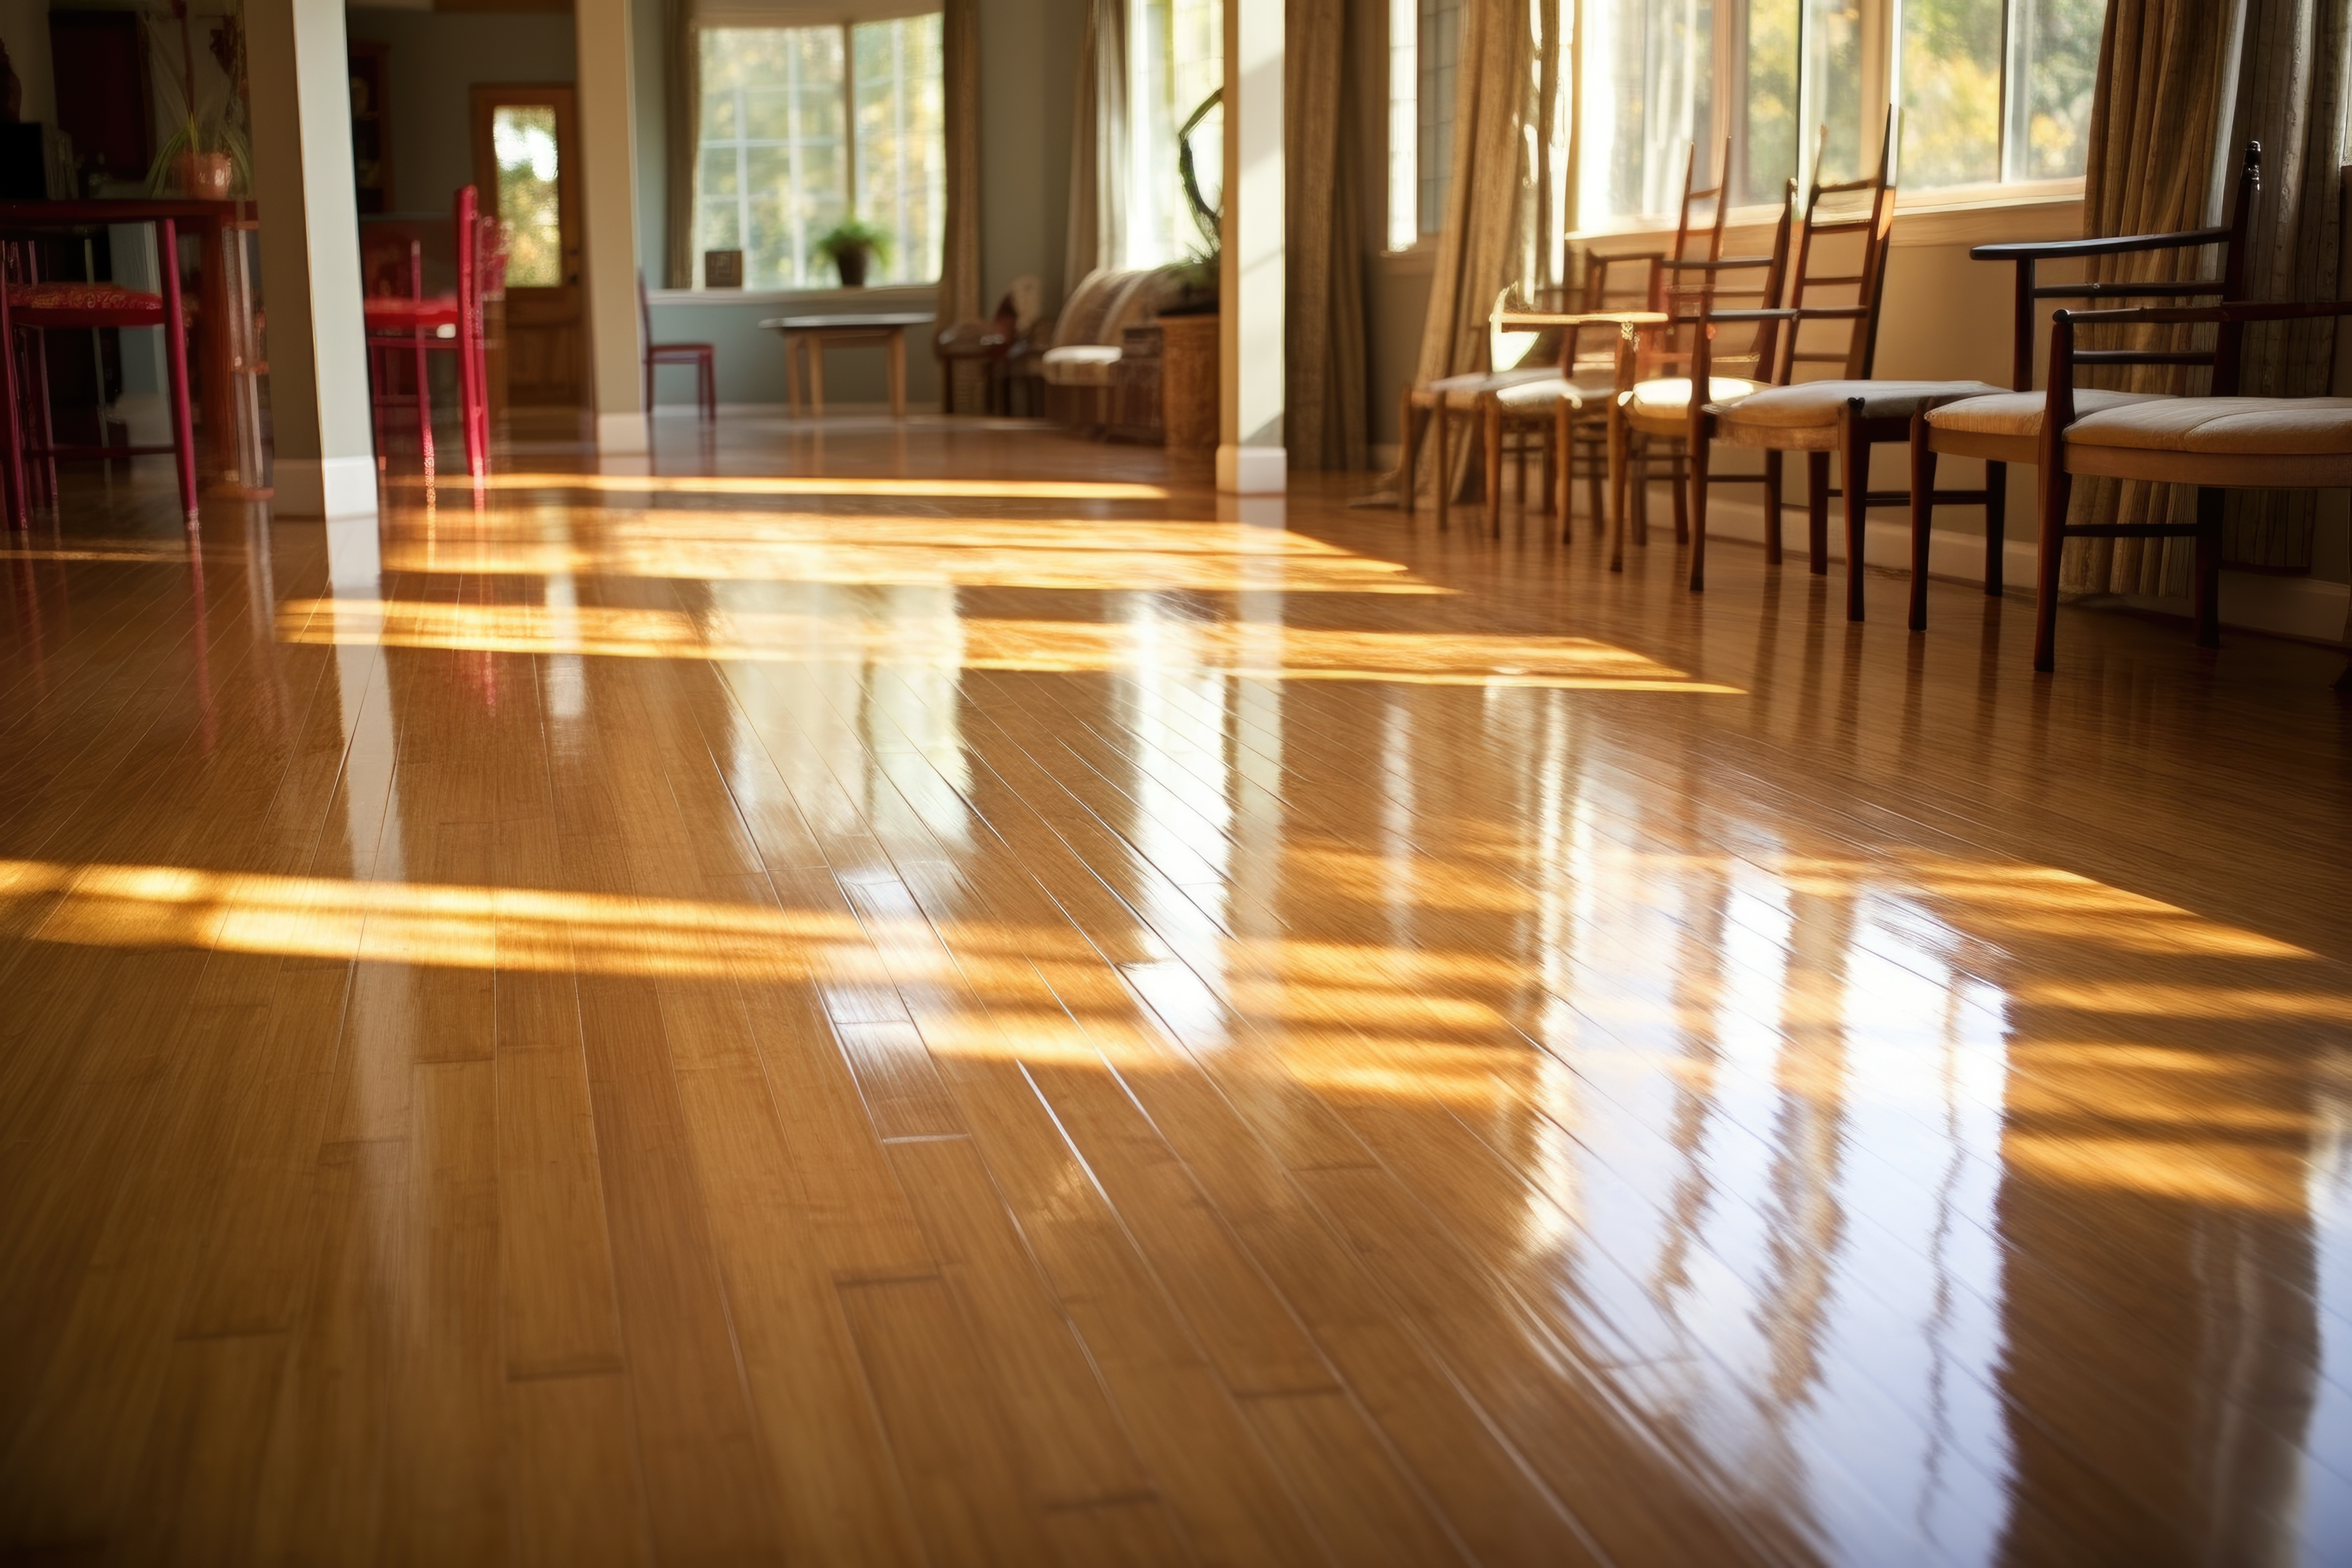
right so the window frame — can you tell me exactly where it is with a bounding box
[1379,0,1462,256]
[1556,0,2089,238]
[692,14,945,292]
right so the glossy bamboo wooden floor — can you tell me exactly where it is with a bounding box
[5,412,2352,1567]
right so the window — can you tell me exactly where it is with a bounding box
[1576,0,2097,227]
[1127,0,1222,267]
[1386,0,1461,250]
[695,15,944,290]
[492,107,563,287]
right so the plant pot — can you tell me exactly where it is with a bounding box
[173,151,234,201]
[833,245,870,288]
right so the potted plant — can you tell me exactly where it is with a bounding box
[813,218,889,288]
[144,0,250,200]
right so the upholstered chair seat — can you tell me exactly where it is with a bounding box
[2063,395,2352,454]
[1712,378,2006,449]
[1622,376,1767,429]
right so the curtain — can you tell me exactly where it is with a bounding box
[1064,0,1127,291]
[2218,0,2351,567]
[1285,0,1368,469]
[665,0,698,287]
[936,0,983,327]
[1395,0,1536,497]
[2064,0,2240,597]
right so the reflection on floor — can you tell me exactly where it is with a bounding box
[3,412,2351,1565]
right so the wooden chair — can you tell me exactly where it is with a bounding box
[1402,144,1723,531]
[1684,120,2003,611]
[1610,144,1792,565]
[363,185,491,481]
[2027,300,2351,670]
[1470,251,1659,541]
[1908,144,2261,631]
[0,214,200,528]
[1614,173,1799,572]
[641,270,716,422]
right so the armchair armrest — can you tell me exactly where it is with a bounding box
[1970,227,2234,262]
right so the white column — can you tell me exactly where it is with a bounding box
[578,0,648,452]
[1217,0,1284,493]
[245,0,377,518]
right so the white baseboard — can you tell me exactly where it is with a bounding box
[1683,488,2351,644]
[273,456,379,520]
[1218,444,1289,495]
[594,412,651,452]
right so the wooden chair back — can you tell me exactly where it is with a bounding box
[1977,142,2261,395]
[1768,117,1898,385]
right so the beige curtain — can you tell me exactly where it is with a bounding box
[1064,0,1127,292]
[1397,0,1536,495]
[2065,0,2239,596]
[2217,0,2351,566]
[1286,0,1367,469]
[936,0,983,327]
[665,0,698,288]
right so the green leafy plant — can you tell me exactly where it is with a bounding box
[142,0,251,195]
[812,218,892,266]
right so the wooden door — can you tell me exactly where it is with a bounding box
[473,85,583,407]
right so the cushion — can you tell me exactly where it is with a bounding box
[1924,387,2171,438]
[2062,396,2352,455]
[1041,343,1123,385]
[1715,378,2007,428]
[1491,377,1585,413]
[1625,377,1767,420]
[1428,366,1561,407]
[1052,268,1134,349]
[7,281,185,326]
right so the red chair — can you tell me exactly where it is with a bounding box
[0,215,200,530]
[641,271,714,421]
[363,185,490,481]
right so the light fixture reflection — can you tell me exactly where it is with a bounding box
[275,600,1742,693]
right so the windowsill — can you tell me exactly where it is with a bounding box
[647,282,938,306]
[1571,178,2086,255]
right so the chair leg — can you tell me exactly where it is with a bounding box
[1843,400,1869,621]
[1539,419,1556,518]
[1806,450,1831,575]
[1434,407,1451,533]
[2194,486,2223,648]
[703,353,717,422]
[2033,460,2073,673]
[1908,416,1935,632]
[1762,449,1784,565]
[1607,409,1628,571]
[1983,461,2008,597]
[1688,420,1711,592]
[1399,390,1420,515]
[30,326,54,505]
[1670,447,1689,545]
[1585,429,1604,538]
[156,220,199,528]
[0,316,26,532]
[1556,404,1575,544]
[1483,399,1503,538]
[412,330,435,475]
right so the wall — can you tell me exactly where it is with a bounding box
[344,7,579,216]
[0,0,55,128]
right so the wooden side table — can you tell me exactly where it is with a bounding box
[759,311,934,416]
